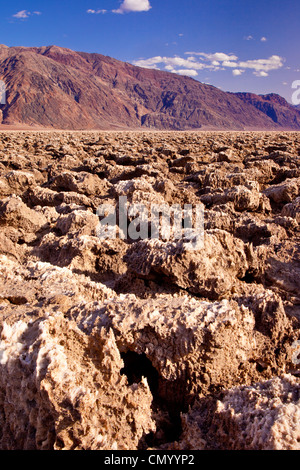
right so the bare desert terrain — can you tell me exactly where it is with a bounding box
[0,130,299,450]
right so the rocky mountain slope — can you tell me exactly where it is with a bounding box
[235,93,300,129]
[0,130,299,450]
[0,44,300,130]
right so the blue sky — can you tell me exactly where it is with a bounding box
[1,0,299,102]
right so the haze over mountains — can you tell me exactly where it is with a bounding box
[0,44,299,131]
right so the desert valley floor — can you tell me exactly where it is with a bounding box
[0,130,299,450]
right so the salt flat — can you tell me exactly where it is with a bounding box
[0,131,299,450]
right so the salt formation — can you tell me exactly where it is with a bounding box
[0,131,299,449]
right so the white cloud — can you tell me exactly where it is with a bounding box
[232,69,245,76]
[161,64,198,77]
[239,55,284,74]
[133,52,284,80]
[222,60,239,68]
[176,69,198,77]
[133,57,200,78]
[253,71,269,77]
[187,52,239,62]
[113,0,151,14]
[244,35,254,41]
[13,10,42,18]
[261,37,267,42]
[13,10,30,18]
[133,56,207,71]
[87,9,107,14]
[133,56,164,68]
[165,57,203,70]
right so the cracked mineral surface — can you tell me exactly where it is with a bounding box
[0,130,299,450]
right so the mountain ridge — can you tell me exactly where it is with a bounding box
[0,44,299,131]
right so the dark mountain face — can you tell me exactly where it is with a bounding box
[0,44,300,131]
[234,92,300,129]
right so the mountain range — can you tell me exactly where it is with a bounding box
[0,44,300,131]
